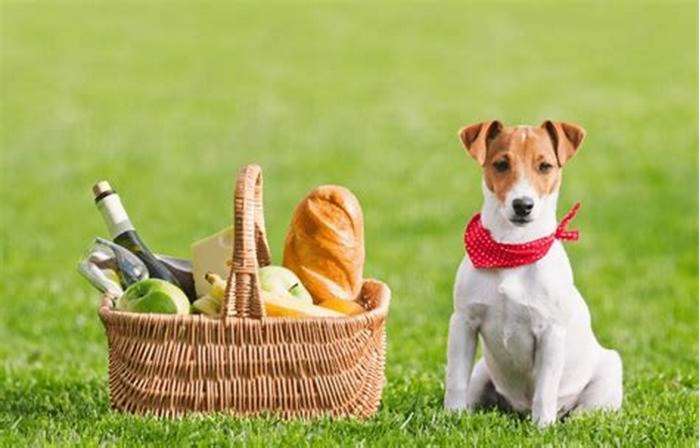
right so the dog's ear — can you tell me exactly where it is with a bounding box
[541,120,586,167]
[458,120,504,165]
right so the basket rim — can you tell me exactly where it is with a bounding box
[99,278,390,326]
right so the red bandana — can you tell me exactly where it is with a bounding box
[464,203,581,269]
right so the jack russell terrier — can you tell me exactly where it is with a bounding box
[444,120,622,426]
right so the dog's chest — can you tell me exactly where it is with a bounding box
[458,245,574,367]
[483,272,550,370]
[474,271,543,368]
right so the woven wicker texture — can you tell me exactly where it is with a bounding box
[98,165,390,418]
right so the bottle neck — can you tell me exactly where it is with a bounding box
[96,193,135,238]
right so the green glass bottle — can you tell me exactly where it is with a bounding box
[92,181,181,288]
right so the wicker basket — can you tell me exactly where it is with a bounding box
[98,164,390,418]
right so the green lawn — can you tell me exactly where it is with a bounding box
[1,1,697,446]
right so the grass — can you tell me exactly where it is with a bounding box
[1,1,697,446]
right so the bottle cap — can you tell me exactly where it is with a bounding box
[92,181,114,199]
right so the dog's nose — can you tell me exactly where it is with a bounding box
[512,197,534,217]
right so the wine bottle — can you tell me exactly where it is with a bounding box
[92,181,182,288]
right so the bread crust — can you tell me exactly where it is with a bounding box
[283,185,364,303]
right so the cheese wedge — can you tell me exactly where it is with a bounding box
[191,226,234,297]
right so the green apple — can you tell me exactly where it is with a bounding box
[116,279,190,315]
[259,266,313,304]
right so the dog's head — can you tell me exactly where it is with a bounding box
[459,120,585,226]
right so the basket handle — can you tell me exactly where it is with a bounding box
[221,164,272,320]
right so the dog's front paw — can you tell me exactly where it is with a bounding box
[532,412,556,428]
[444,389,470,412]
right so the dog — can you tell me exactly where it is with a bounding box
[443,120,623,427]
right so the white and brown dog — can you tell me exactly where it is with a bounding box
[444,120,622,426]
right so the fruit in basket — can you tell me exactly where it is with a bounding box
[198,271,343,318]
[283,185,365,304]
[263,291,343,318]
[318,296,366,316]
[192,294,220,316]
[191,273,225,316]
[205,272,227,299]
[116,279,190,315]
[259,266,312,304]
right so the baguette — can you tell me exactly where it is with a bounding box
[283,185,365,304]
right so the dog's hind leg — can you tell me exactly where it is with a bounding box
[465,358,512,412]
[571,349,623,414]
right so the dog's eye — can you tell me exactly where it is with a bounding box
[493,160,510,173]
[538,162,553,174]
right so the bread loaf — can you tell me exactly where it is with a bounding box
[283,185,364,304]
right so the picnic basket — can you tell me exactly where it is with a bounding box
[98,164,391,418]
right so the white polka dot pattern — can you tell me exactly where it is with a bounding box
[464,203,581,269]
